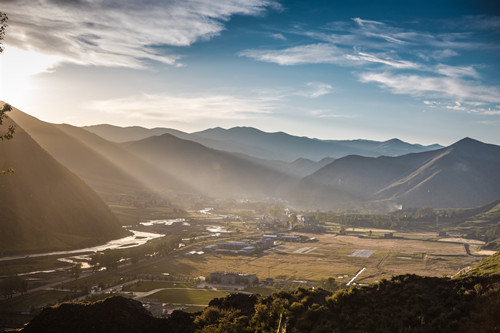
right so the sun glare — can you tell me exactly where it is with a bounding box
[0,46,61,106]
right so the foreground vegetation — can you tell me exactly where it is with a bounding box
[14,252,500,332]
[18,267,500,332]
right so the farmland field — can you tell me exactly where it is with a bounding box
[142,289,230,305]
[129,231,485,284]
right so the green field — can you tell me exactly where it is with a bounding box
[124,281,193,292]
[243,286,274,296]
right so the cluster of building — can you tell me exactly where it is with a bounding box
[203,237,275,255]
[262,233,317,243]
[257,210,327,233]
[203,232,318,256]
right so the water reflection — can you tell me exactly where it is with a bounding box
[0,229,164,262]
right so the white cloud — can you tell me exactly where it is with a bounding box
[435,64,479,79]
[308,109,355,118]
[359,72,500,104]
[304,82,333,98]
[346,51,419,69]
[2,0,279,70]
[351,17,408,45]
[241,16,500,113]
[241,45,419,69]
[240,43,348,65]
[86,92,278,122]
[467,105,500,115]
[431,49,459,60]
[271,33,287,40]
[352,17,384,27]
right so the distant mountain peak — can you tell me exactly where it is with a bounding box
[453,137,481,144]
[449,137,485,150]
[385,138,405,144]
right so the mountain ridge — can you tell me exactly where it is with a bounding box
[84,124,443,161]
[299,138,500,209]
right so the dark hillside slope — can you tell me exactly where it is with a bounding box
[376,138,500,208]
[9,109,150,200]
[55,123,196,196]
[299,138,500,209]
[0,117,127,255]
[294,150,438,209]
[124,133,298,200]
[10,109,195,203]
[451,197,500,250]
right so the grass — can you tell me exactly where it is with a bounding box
[243,287,274,296]
[465,250,500,277]
[144,289,229,305]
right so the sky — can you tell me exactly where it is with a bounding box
[0,0,499,146]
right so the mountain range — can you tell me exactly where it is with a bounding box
[84,124,443,161]
[298,138,500,209]
[3,103,500,255]
[9,105,500,212]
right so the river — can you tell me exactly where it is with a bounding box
[0,229,164,262]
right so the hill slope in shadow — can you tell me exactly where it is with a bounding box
[0,115,127,255]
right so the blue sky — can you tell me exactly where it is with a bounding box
[1,0,499,145]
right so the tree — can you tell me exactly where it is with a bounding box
[90,249,120,271]
[1,103,15,175]
[320,277,339,292]
[0,12,7,53]
[70,263,82,280]
[1,14,14,175]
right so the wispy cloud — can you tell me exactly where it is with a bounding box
[467,105,500,115]
[86,92,278,122]
[271,33,287,40]
[242,16,500,111]
[418,49,458,61]
[434,64,479,79]
[352,17,408,45]
[87,80,337,122]
[303,82,333,98]
[308,109,355,118]
[241,44,418,69]
[240,43,347,65]
[360,72,500,104]
[346,51,419,69]
[3,0,279,69]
